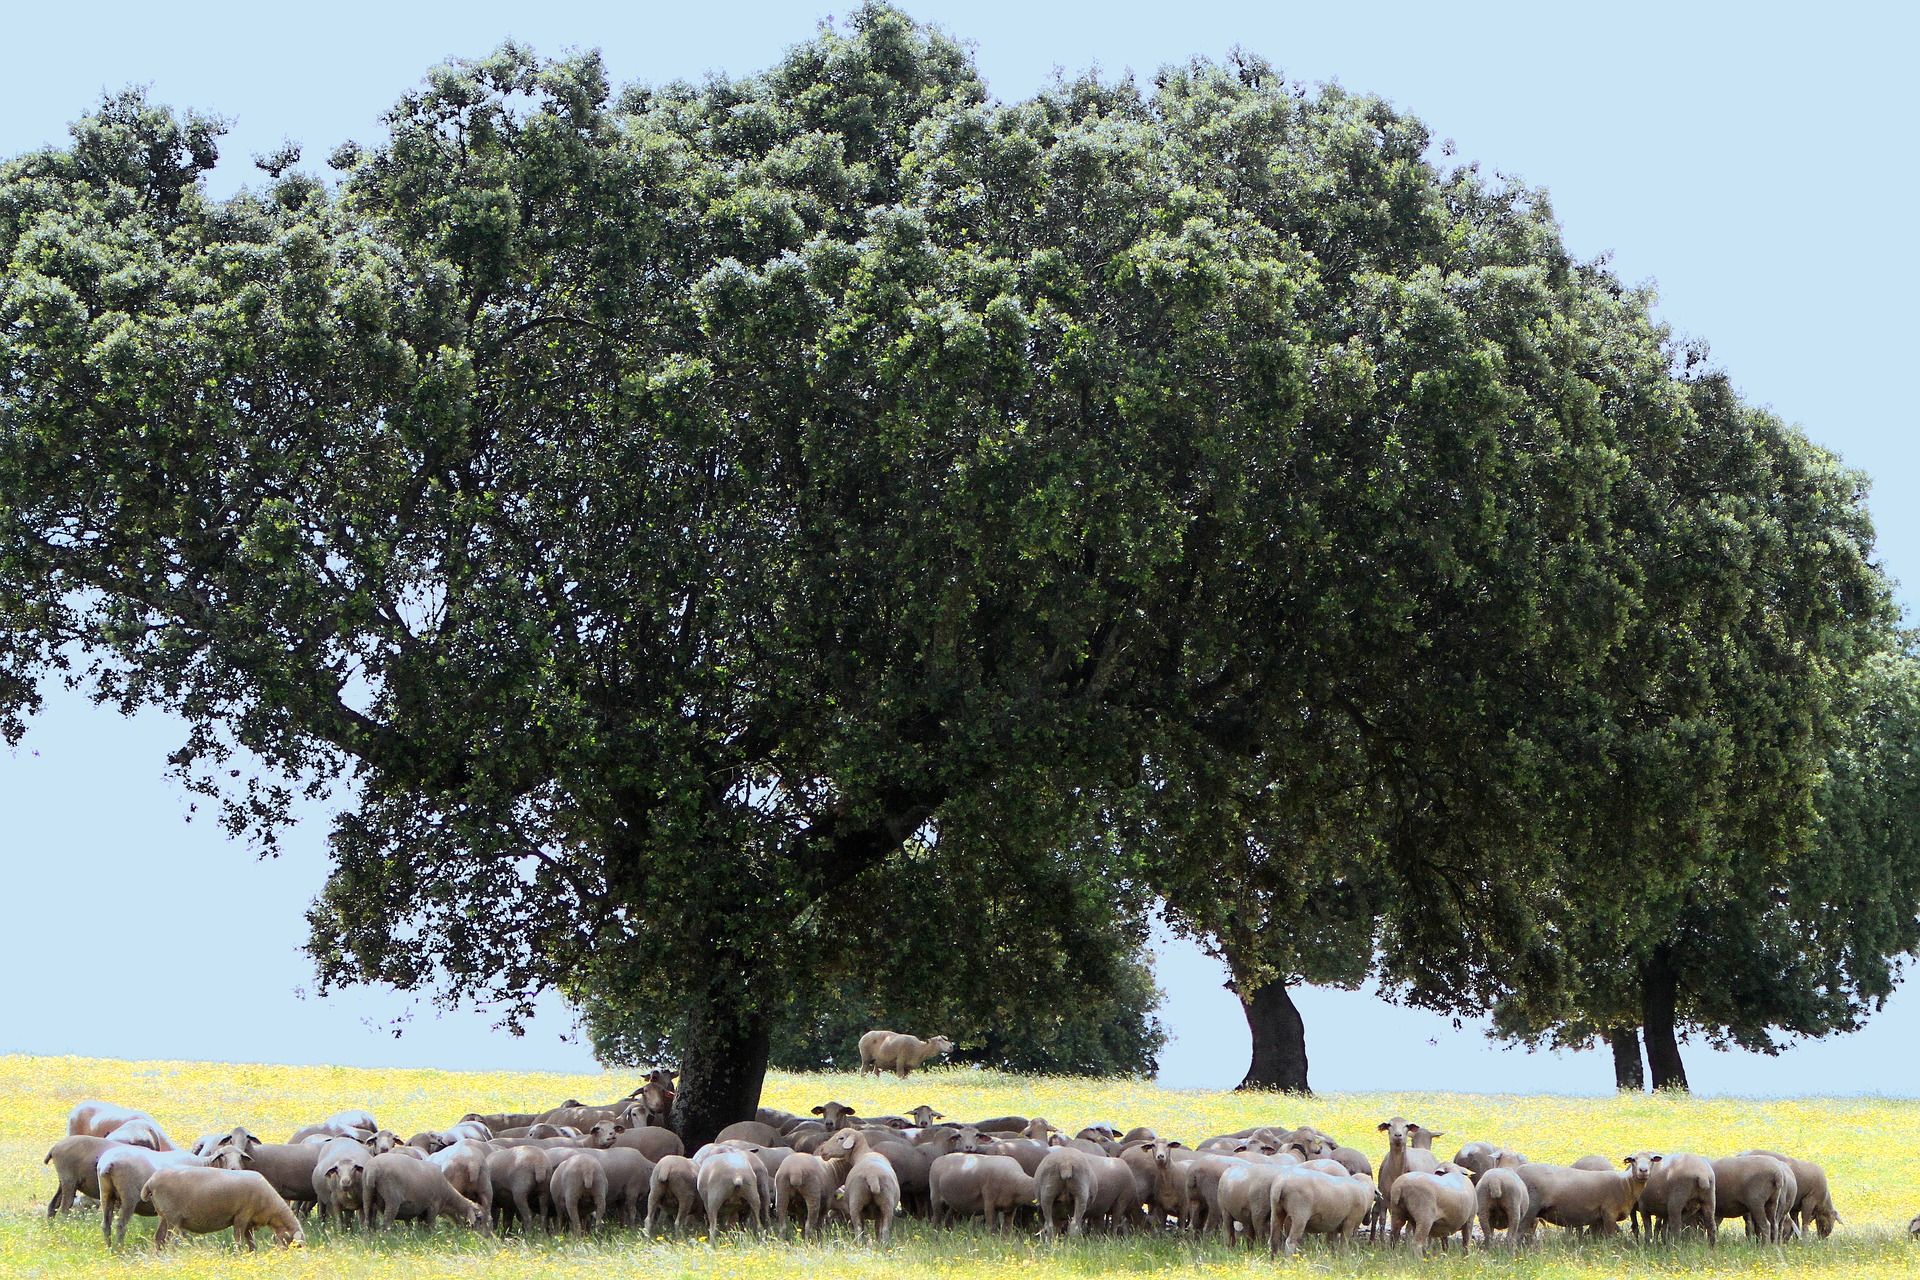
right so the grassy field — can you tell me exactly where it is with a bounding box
[2,1054,1915,1278]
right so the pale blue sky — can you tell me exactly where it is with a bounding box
[3,1,1916,1094]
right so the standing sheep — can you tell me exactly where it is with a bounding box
[549,1152,609,1235]
[645,1154,700,1235]
[1389,1164,1476,1255]
[1475,1166,1529,1248]
[147,1166,304,1251]
[697,1149,769,1237]
[870,1032,955,1079]
[773,1152,833,1239]
[839,1152,901,1245]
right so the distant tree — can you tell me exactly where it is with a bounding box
[0,5,1897,1142]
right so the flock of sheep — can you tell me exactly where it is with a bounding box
[42,1052,1900,1255]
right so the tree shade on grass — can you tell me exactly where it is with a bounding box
[0,4,1900,1136]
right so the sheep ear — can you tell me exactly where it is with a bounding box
[811,1106,825,1116]
[1376,1122,1390,1131]
[1168,1140,1184,1148]
[1427,1130,1445,1140]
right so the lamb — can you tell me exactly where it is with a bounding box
[696,1149,769,1236]
[1269,1168,1374,1256]
[1518,1153,1658,1240]
[1742,1149,1838,1238]
[1711,1153,1795,1242]
[772,1151,834,1239]
[44,1135,119,1217]
[1634,1152,1715,1245]
[1474,1166,1529,1248]
[928,1152,1036,1231]
[839,1151,901,1245]
[1389,1163,1476,1254]
[1035,1146,1098,1238]
[362,1150,486,1231]
[147,1166,304,1250]
[645,1154,701,1235]
[870,1032,955,1078]
[549,1152,608,1234]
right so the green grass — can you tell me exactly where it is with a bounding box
[3,1054,1915,1278]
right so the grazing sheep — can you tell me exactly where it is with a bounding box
[697,1149,769,1237]
[312,1139,372,1230]
[773,1152,834,1239]
[1389,1164,1476,1255]
[858,1028,900,1074]
[1269,1169,1373,1256]
[1711,1153,1795,1243]
[839,1151,902,1245]
[872,1032,955,1079]
[221,1141,325,1216]
[1518,1153,1658,1240]
[1035,1146,1098,1238]
[929,1152,1035,1231]
[147,1166,304,1250]
[99,1146,233,1245]
[1742,1149,1838,1238]
[550,1152,609,1234]
[1475,1166,1529,1248]
[44,1136,119,1217]
[646,1154,700,1235]
[363,1151,486,1232]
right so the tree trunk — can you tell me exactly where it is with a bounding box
[669,978,773,1149]
[1641,947,1690,1092]
[1237,978,1311,1093]
[1609,1026,1646,1091]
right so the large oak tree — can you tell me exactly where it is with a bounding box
[1,6,1898,1131]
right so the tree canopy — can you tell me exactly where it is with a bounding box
[0,4,1901,1130]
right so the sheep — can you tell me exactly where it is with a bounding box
[929,1152,1035,1231]
[645,1154,700,1235]
[817,1128,934,1215]
[1518,1153,1658,1240]
[44,1135,120,1217]
[99,1118,175,1152]
[1269,1168,1373,1256]
[1742,1149,1838,1238]
[1088,1154,1144,1233]
[1451,1140,1500,1176]
[1909,1213,1919,1239]
[99,1145,235,1245]
[967,1115,1032,1133]
[1179,1152,1247,1236]
[67,1101,170,1145]
[1572,1155,1615,1171]
[609,1124,684,1161]
[1215,1161,1286,1246]
[312,1139,372,1229]
[1119,1138,1192,1228]
[1475,1166,1529,1248]
[488,1145,558,1234]
[1374,1116,1440,1238]
[811,1101,859,1130]
[839,1151,902,1245]
[219,1141,325,1216]
[858,1028,899,1074]
[1711,1153,1795,1243]
[549,1152,609,1234]
[363,1150,485,1232]
[148,1166,304,1251]
[1634,1152,1715,1245]
[1035,1146,1099,1238]
[908,1104,945,1128]
[871,1032,955,1078]
[714,1120,785,1147]
[772,1151,834,1239]
[562,1147,654,1228]
[696,1149,769,1236]
[1389,1163,1476,1254]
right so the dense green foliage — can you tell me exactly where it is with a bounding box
[0,4,1902,1126]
